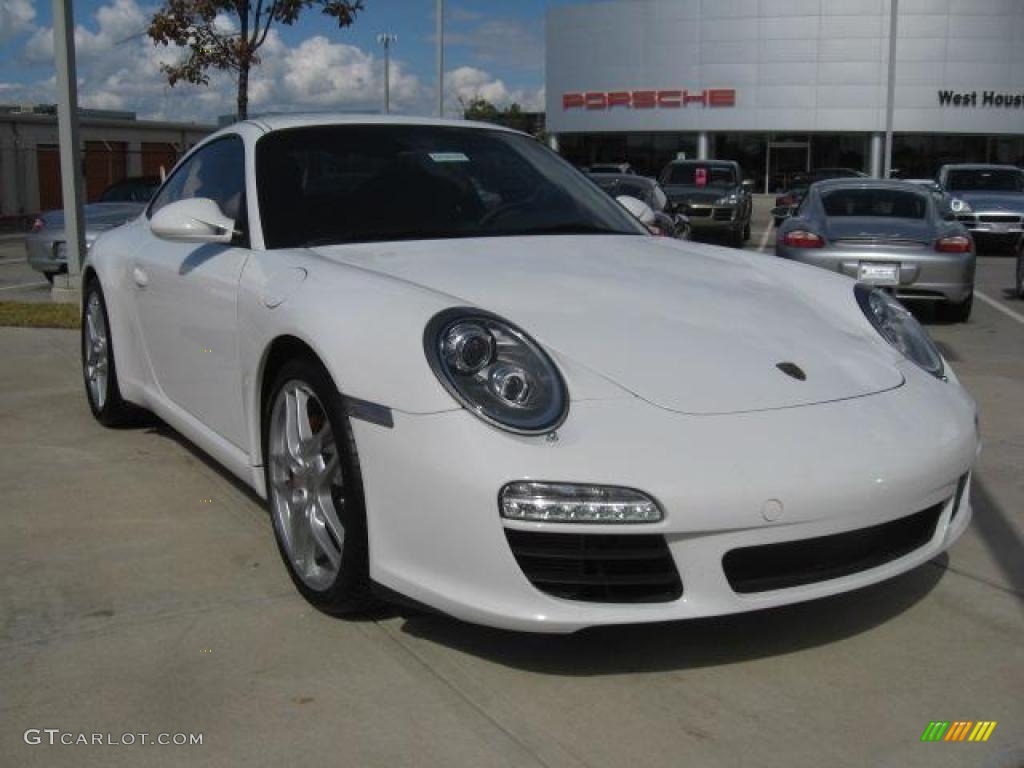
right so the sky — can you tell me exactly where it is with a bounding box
[0,0,572,123]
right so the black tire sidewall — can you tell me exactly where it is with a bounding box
[263,357,371,614]
[81,280,126,424]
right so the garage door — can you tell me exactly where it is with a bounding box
[84,141,127,202]
[36,145,62,212]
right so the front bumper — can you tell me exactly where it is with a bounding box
[676,204,740,233]
[776,245,975,304]
[25,235,92,274]
[956,213,1023,241]
[353,369,977,633]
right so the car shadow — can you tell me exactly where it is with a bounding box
[126,406,1021,671]
[391,558,947,675]
[968,480,1024,600]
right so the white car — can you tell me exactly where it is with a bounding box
[82,116,978,633]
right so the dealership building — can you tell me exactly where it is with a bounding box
[546,0,1024,191]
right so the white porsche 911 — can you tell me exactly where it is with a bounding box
[82,116,978,633]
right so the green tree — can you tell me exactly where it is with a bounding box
[148,0,364,120]
[462,98,536,134]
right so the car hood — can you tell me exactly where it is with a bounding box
[823,217,935,243]
[41,202,144,233]
[312,236,903,415]
[950,191,1024,213]
[662,186,732,205]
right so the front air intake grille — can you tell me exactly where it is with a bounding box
[722,503,943,594]
[978,214,1022,224]
[713,208,734,221]
[505,530,682,603]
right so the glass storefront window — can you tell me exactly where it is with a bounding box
[557,133,697,177]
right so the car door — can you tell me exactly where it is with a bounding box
[132,135,251,449]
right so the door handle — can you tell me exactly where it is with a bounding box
[132,266,149,288]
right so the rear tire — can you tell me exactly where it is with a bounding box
[938,292,973,323]
[81,278,133,426]
[263,356,373,615]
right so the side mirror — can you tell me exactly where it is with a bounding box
[616,195,656,226]
[150,198,236,244]
[771,205,796,220]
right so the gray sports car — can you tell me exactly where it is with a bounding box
[937,164,1024,252]
[775,179,976,322]
[27,177,159,283]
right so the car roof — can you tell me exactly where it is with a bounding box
[941,163,1022,172]
[811,179,932,195]
[588,173,655,185]
[239,113,523,136]
[666,159,735,167]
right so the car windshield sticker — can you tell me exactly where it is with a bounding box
[429,152,470,163]
[695,167,707,187]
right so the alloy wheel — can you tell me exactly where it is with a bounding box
[83,291,109,410]
[268,381,346,591]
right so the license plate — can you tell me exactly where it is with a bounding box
[858,263,899,285]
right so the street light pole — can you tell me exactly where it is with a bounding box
[51,0,86,301]
[436,0,445,117]
[377,33,397,114]
[883,0,899,178]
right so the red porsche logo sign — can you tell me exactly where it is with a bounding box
[562,89,736,110]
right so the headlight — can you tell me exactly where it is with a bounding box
[715,194,738,206]
[424,308,568,434]
[854,284,944,379]
[950,198,972,214]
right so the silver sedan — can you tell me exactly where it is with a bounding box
[775,180,976,322]
[26,177,158,283]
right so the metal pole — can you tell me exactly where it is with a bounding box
[51,0,86,300]
[384,42,390,114]
[436,0,445,117]
[377,33,396,114]
[883,0,899,178]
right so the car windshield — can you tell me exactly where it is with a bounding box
[945,169,1024,193]
[99,180,159,203]
[662,164,735,188]
[256,125,644,248]
[822,189,928,219]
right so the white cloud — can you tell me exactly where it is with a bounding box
[24,0,147,62]
[0,0,35,45]
[11,0,546,124]
[444,66,544,114]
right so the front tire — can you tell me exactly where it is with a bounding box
[81,279,133,425]
[264,357,372,615]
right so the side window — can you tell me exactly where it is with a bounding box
[148,137,245,223]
